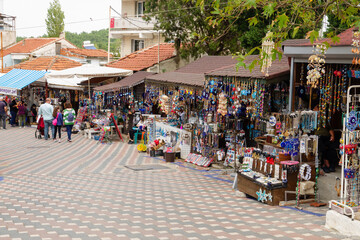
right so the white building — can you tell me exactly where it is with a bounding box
[0,0,16,50]
[110,0,166,57]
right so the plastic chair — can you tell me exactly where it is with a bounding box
[133,127,139,144]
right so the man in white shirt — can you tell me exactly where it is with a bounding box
[38,98,54,140]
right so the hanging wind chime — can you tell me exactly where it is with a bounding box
[352,29,360,65]
[306,43,326,88]
[261,32,275,77]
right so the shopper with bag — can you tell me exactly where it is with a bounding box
[63,102,76,142]
[52,106,63,143]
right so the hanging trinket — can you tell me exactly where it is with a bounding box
[306,44,326,88]
[261,32,275,77]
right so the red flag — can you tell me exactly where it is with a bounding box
[110,18,115,28]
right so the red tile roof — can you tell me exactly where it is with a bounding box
[207,55,290,79]
[3,38,64,56]
[95,71,155,92]
[3,56,82,73]
[106,43,176,71]
[60,48,112,58]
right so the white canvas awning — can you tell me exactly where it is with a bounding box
[46,64,133,78]
[46,76,87,90]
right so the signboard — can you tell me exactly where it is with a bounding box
[0,86,17,96]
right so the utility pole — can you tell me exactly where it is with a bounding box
[157,31,160,73]
[1,32,3,73]
[108,6,111,63]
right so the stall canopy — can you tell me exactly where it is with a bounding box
[46,76,87,90]
[0,69,46,95]
[94,71,155,92]
[46,64,132,79]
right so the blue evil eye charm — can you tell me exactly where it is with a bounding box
[202,91,206,98]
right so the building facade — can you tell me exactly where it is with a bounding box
[110,0,166,57]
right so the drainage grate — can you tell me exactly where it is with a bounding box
[124,164,170,171]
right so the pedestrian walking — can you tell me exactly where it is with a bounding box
[52,106,63,143]
[0,97,7,130]
[63,102,76,142]
[17,101,26,128]
[38,98,54,140]
[9,97,18,127]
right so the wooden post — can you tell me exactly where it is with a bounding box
[309,87,313,110]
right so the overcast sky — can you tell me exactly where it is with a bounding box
[4,0,121,37]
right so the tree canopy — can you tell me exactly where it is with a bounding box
[65,30,121,57]
[145,0,273,58]
[145,0,360,69]
[197,0,360,69]
[45,0,65,37]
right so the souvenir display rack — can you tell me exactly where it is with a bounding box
[237,127,318,206]
[330,85,360,219]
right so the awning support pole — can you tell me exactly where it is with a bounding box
[288,57,294,112]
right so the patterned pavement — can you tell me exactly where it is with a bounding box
[0,126,351,239]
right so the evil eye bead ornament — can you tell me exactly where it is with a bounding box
[346,111,357,132]
[269,116,276,127]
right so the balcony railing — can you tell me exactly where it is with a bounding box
[112,17,156,30]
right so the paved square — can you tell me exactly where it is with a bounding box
[0,127,356,239]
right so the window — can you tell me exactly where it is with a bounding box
[135,1,145,17]
[132,39,145,52]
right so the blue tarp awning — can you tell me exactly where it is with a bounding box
[0,69,46,90]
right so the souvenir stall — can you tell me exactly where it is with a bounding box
[144,79,203,159]
[189,57,290,169]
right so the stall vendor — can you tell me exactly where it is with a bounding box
[178,108,186,124]
[128,115,146,144]
[313,105,337,173]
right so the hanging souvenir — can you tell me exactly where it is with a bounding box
[306,44,326,88]
[217,92,227,116]
[269,116,276,126]
[261,32,275,77]
[346,111,358,131]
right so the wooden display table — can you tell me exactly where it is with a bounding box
[238,174,286,206]
[237,157,300,206]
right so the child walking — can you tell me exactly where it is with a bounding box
[53,106,63,143]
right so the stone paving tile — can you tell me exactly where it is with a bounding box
[0,127,356,239]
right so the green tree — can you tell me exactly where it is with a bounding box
[195,0,360,70]
[145,0,266,58]
[144,0,311,59]
[65,29,121,55]
[45,0,65,37]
